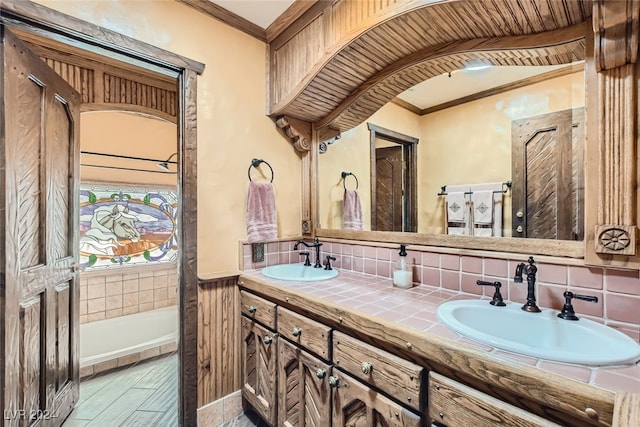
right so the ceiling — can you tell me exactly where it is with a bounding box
[209,1,577,112]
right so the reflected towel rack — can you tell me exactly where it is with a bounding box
[437,181,511,196]
[248,158,274,183]
[341,171,359,190]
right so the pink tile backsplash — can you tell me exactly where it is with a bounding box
[241,239,640,343]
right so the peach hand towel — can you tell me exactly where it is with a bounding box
[343,189,363,230]
[246,181,277,243]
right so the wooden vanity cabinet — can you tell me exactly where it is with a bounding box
[428,372,562,427]
[240,291,278,426]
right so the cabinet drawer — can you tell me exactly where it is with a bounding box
[240,290,277,329]
[333,331,424,412]
[428,372,561,427]
[277,306,331,360]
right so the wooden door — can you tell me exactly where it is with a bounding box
[1,26,80,426]
[331,370,421,427]
[241,316,277,426]
[277,338,331,427]
[512,108,584,240]
[375,146,403,232]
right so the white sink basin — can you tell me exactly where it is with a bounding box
[437,300,640,366]
[261,263,338,282]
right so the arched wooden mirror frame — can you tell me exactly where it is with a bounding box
[270,0,640,270]
[1,1,203,424]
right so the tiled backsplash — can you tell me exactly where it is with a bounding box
[241,239,640,342]
[80,264,178,324]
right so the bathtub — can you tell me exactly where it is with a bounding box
[79,306,178,373]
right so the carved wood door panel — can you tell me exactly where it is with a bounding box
[512,108,585,240]
[277,338,331,427]
[375,146,403,232]
[331,370,421,427]
[241,316,277,426]
[1,26,80,426]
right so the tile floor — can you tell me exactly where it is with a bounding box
[61,352,264,426]
[62,353,178,426]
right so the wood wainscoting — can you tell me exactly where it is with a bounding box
[198,274,241,408]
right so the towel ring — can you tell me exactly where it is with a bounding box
[248,158,274,183]
[341,171,359,190]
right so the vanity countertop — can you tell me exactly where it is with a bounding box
[239,269,640,395]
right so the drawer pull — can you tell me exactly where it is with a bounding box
[247,305,257,314]
[263,335,273,345]
[328,375,340,388]
[315,368,327,379]
[292,327,302,337]
[361,362,373,374]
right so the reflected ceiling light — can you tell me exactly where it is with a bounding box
[158,152,178,171]
[463,61,492,72]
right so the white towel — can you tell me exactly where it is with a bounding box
[472,190,494,225]
[473,227,493,237]
[246,181,277,243]
[446,192,467,222]
[343,189,363,230]
[448,227,468,236]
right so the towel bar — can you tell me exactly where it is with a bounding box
[437,181,511,196]
[248,158,274,183]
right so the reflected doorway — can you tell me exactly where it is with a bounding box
[368,123,418,232]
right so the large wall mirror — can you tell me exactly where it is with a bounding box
[318,57,586,245]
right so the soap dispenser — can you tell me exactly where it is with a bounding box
[392,244,413,288]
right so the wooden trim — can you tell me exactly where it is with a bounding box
[315,229,585,259]
[197,275,241,407]
[612,392,640,427]
[176,0,266,42]
[390,97,422,115]
[419,63,585,116]
[0,0,205,74]
[266,0,322,43]
[593,0,640,71]
[269,0,331,49]
[179,68,199,426]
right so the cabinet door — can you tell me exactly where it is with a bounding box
[278,338,331,427]
[241,316,277,426]
[332,369,422,427]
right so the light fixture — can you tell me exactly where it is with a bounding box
[463,60,492,72]
[158,152,178,171]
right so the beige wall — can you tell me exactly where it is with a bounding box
[318,71,585,235]
[81,111,177,187]
[36,0,302,275]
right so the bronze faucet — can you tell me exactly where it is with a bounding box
[514,256,541,312]
[294,238,323,268]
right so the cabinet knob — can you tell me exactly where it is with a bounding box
[360,362,373,374]
[263,335,273,345]
[516,211,524,218]
[516,225,523,233]
[315,368,326,379]
[292,327,302,337]
[248,305,257,314]
[328,375,340,388]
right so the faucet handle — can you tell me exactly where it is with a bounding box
[299,251,311,266]
[477,280,506,306]
[558,291,598,321]
[324,255,336,270]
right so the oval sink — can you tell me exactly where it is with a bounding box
[261,263,338,282]
[437,300,640,366]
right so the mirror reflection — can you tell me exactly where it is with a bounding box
[318,62,585,240]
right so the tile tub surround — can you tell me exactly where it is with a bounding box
[80,264,178,324]
[240,239,640,343]
[241,269,640,394]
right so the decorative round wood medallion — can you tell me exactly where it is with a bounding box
[598,228,631,251]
